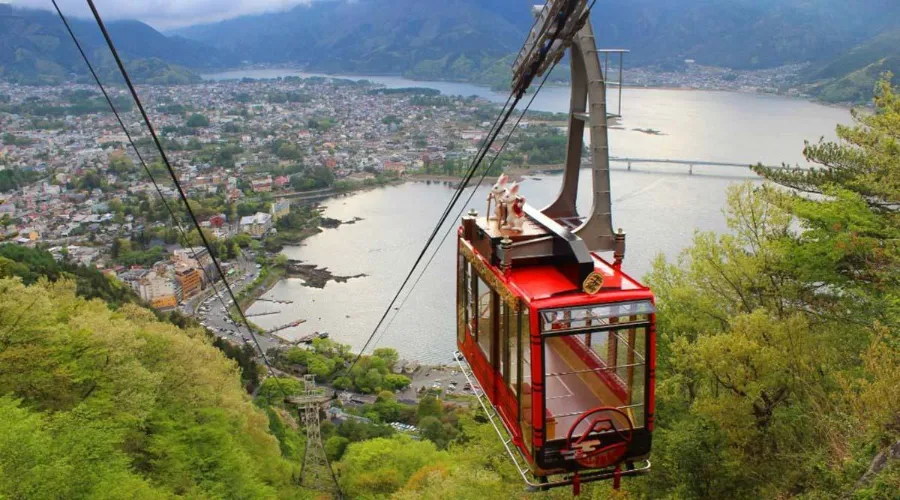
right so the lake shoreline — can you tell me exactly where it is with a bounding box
[201,67,855,109]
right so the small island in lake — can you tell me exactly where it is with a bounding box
[633,128,665,135]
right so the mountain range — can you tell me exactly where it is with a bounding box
[4,1,900,102]
[0,4,236,85]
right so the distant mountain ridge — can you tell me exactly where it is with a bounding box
[173,0,900,101]
[801,28,900,103]
[4,1,900,102]
[175,0,526,85]
[0,5,236,85]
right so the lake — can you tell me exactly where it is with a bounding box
[223,69,852,364]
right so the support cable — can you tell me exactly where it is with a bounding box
[343,3,585,372]
[50,0,235,326]
[84,0,288,398]
[343,92,524,376]
[371,66,557,349]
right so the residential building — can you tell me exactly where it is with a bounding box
[172,247,214,282]
[240,212,273,239]
[271,199,291,222]
[175,267,203,300]
[137,269,177,311]
[251,176,273,192]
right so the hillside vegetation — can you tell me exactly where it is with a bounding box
[7,1,900,102]
[803,29,900,103]
[0,276,297,497]
[0,5,229,85]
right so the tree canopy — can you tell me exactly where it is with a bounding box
[0,277,297,497]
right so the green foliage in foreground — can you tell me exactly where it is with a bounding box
[0,243,144,310]
[0,277,298,498]
[629,78,900,499]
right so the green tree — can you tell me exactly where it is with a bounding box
[416,394,443,421]
[186,113,210,128]
[0,278,297,497]
[383,373,411,391]
[632,76,900,497]
[753,74,900,322]
[325,435,350,462]
[418,416,458,450]
[338,436,447,498]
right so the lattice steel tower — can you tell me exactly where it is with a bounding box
[296,374,341,498]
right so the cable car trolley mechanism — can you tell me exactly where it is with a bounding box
[455,0,653,494]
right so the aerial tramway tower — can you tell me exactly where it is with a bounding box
[292,375,342,497]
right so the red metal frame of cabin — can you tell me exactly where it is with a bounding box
[456,234,657,473]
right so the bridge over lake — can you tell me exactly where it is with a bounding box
[604,157,787,175]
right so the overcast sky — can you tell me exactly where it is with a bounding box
[9,0,315,30]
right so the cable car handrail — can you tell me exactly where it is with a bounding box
[545,360,645,377]
[540,319,652,335]
[549,403,645,421]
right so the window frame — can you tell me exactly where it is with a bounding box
[539,316,652,443]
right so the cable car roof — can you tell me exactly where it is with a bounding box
[507,253,652,308]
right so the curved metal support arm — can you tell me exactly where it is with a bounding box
[541,22,621,256]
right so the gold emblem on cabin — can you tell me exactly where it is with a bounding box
[582,272,604,294]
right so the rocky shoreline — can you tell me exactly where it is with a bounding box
[285,261,366,289]
[320,216,364,229]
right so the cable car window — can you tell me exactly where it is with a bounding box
[457,256,467,344]
[521,308,533,451]
[542,318,649,441]
[570,308,589,329]
[500,302,509,383]
[476,276,492,359]
[508,309,519,394]
[540,301,654,332]
[466,262,477,338]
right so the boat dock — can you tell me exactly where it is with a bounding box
[265,319,306,334]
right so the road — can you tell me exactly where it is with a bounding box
[182,251,283,355]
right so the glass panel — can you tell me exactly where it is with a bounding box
[499,302,508,382]
[543,326,647,441]
[570,308,589,329]
[521,309,532,450]
[476,276,492,359]
[630,327,646,426]
[466,263,476,338]
[508,310,519,395]
[540,301,655,332]
[457,255,467,344]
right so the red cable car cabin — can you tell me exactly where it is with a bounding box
[454,3,652,490]
[456,210,655,487]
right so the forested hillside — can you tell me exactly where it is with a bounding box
[802,28,900,103]
[0,277,297,497]
[0,5,233,84]
[8,0,900,102]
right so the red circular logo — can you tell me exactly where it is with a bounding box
[563,407,633,469]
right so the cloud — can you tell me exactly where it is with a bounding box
[9,0,314,30]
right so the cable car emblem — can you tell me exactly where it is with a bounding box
[563,407,633,469]
[582,272,604,294]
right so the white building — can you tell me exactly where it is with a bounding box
[240,212,273,239]
[137,269,177,310]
